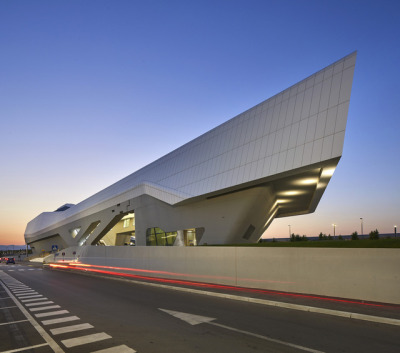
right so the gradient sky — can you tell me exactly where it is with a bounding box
[1,0,399,245]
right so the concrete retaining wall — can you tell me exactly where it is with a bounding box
[48,246,400,304]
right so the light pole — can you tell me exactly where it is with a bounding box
[332,224,336,239]
[395,225,397,238]
[288,225,291,238]
[360,218,363,239]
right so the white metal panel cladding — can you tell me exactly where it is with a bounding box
[25,52,356,239]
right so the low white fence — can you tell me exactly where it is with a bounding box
[46,246,400,304]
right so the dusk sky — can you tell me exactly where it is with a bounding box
[1,0,399,245]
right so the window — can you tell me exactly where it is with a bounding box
[123,219,130,228]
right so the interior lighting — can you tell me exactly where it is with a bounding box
[278,190,304,196]
[294,178,319,186]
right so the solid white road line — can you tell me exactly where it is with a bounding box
[0,278,65,353]
[61,332,112,348]
[0,319,29,326]
[50,323,94,335]
[42,316,80,326]
[91,345,137,353]
[35,310,69,318]
[0,297,11,300]
[0,342,49,353]
[29,305,61,312]
[0,306,17,310]
[25,301,54,307]
[21,297,48,302]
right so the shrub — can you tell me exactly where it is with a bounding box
[369,229,379,240]
[351,231,359,240]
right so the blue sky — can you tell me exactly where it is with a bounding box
[1,0,399,244]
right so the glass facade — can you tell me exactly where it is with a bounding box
[146,227,177,246]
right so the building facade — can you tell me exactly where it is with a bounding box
[25,52,356,255]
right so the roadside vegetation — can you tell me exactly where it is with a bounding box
[208,229,400,248]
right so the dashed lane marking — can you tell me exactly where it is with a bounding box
[35,310,69,318]
[42,316,80,326]
[0,306,17,310]
[50,323,94,335]
[25,301,54,307]
[91,345,137,353]
[0,319,29,326]
[17,294,43,299]
[0,274,65,353]
[61,332,112,348]
[0,342,49,353]
[30,305,61,312]
[21,297,49,302]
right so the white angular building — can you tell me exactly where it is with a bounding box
[25,52,356,254]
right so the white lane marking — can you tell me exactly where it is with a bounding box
[21,297,48,302]
[0,297,11,300]
[50,323,94,335]
[0,342,49,353]
[17,295,43,299]
[99,274,400,328]
[17,269,25,271]
[28,269,36,271]
[16,292,38,297]
[35,310,69,318]
[62,333,111,348]
[30,305,61,312]
[160,308,324,353]
[25,301,54,307]
[7,270,14,272]
[0,278,65,353]
[0,306,17,310]
[0,319,29,326]
[91,345,137,353]
[42,316,80,326]
[213,321,324,353]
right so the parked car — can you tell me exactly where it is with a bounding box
[6,257,15,264]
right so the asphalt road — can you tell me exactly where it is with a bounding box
[1,262,399,353]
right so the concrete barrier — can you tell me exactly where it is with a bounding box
[46,246,400,304]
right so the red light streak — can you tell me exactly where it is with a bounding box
[48,262,393,308]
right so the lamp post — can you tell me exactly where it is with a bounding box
[360,218,363,239]
[395,225,397,238]
[288,225,291,238]
[332,224,336,239]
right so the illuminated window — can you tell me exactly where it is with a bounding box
[123,219,130,228]
[146,227,177,246]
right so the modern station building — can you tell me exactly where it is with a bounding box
[25,52,356,255]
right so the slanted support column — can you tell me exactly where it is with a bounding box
[174,230,185,246]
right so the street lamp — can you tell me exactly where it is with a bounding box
[332,224,337,239]
[395,225,397,238]
[288,225,291,238]
[360,218,363,239]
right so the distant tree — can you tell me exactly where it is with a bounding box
[338,235,343,240]
[302,235,308,241]
[351,231,359,240]
[319,232,328,240]
[328,234,332,240]
[272,238,277,242]
[290,233,296,242]
[369,229,380,240]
